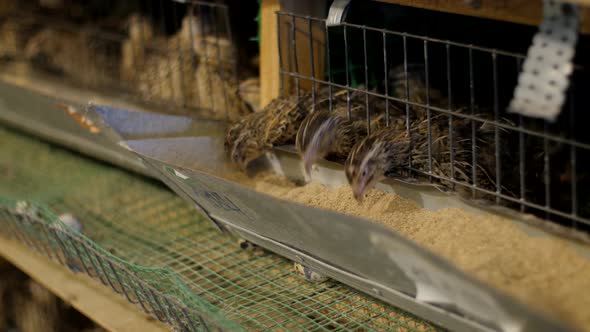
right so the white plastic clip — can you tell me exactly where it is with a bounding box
[508,0,579,122]
[326,0,352,27]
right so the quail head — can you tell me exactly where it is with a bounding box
[295,99,392,175]
[225,95,307,171]
[226,110,268,171]
[345,127,411,202]
[295,81,417,176]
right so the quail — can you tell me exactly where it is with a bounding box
[238,77,261,112]
[345,126,412,202]
[294,63,442,177]
[193,35,252,121]
[349,110,522,203]
[295,87,394,175]
[25,26,120,87]
[226,84,357,171]
[0,16,39,61]
[120,13,154,84]
[226,107,270,171]
[129,14,200,107]
[226,94,308,171]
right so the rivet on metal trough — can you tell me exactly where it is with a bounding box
[372,288,382,297]
[293,262,328,283]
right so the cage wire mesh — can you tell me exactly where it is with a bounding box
[0,125,444,331]
[276,5,590,233]
[0,0,256,121]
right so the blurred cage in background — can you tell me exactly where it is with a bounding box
[0,0,260,121]
[276,1,590,233]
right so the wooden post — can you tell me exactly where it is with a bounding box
[260,0,327,106]
[0,236,168,332]
[260,0,281,107]
[277,13,326,96]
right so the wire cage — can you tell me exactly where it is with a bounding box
[276,1,590,233]
[1,0,590,330]
[0,0,257,121]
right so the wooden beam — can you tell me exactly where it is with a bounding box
[260,0,328,102]
[260,0,281,107]
[274,4,327,97]
[373,0,590,34]
[0,236,168,332]
[290,16,326,93]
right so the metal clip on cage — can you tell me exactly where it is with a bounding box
[509,0,580,122]
[326,0,351,27]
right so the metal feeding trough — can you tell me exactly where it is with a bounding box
[80,102,576,332]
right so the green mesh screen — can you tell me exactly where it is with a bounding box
[0,125,443,332]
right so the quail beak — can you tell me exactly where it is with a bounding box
[230,151,244,172]
[302,135,328,177]
[237,161,247,172]
[353,173,381,203]
[303,149,316,177]
[352,183,366,203]
[238,155,253,172]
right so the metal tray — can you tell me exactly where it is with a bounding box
[82,102,576,332]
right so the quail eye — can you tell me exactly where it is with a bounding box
[361,170,367,177]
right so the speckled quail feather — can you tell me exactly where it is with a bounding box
[194,62,251,121]
[193,35,252,121]
[261,86,346,146]
[25,27,120,87]
[123,14,202,107]
[0,17,39,60]
[345,108,513,202]
[122,13,249,117]
[228,112,269,170]
[239,77,261,112]
[388,64,445,109]
[225,85,373,171]
[295,88,362,155]
[121,14,155,83]
[138,49,197,106]
[345,126,411,201]
[295,88,397,174]
[295,63,443,177]
[239,87,387,175]
[225,95,306,170]
[343,62,521,201]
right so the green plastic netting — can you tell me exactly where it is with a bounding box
[0,125,444,332]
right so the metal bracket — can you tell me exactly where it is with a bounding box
[326,0,352,27]
[508,0,580,122]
